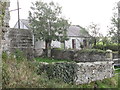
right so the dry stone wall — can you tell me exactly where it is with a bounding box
[51,49,111,62]
[75,61,114,84]
[2,28,33,60]
[113,52,118,59]
[39,49,114,85]
[38,61,114,85]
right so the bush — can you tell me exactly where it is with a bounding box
[2,52,40,88]
[93,43,120,51]
[39,62,78,84]
[78,49,106,54]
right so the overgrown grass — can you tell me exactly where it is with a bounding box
[2,52,119,88]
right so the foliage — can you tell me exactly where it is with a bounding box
[87,22,102,46]
[13,49,26,62]
[99,36,111,45]
[51,48,106,54]
[107,6,119,43]
[40,62,78,84]
[93,43,120,51]
[78,49,106,54]
[2,52,40,88]
[2,52,8,61]
[28,1,70,55]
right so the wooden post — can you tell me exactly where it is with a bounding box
[17,0,20,29]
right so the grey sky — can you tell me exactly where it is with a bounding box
[9,0,120,36]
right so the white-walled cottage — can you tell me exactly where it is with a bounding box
[14,19,91,51]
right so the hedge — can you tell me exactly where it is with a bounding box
[93,44,120,51]
[37,62,78,84]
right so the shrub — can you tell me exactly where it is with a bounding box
[14,49,26,61]
[2,52,40,88]
[78,49,106,54]
[39,62,78,84]
[93,43,120,51]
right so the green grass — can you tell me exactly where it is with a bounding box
[35,57,73,63]
[115,69,120,74]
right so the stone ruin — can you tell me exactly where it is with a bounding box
[2,28,34,60]
[1,0,33,60]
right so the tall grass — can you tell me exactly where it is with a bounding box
[2,52,40,88]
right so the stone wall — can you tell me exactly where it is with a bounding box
[51,49,111,62]
[2,27,33,60]
[75,61,114,84]
[113,52,118,59]
[38,61,114,85]
[38,49,114,85]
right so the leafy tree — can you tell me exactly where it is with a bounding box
[87,22,101,46]
[100,36,111,45]
[29,1,70,57]
[107,6,118,43]
[108,4,120,57]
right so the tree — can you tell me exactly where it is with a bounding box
[101,36,111,45]
[107,7,118,43]
[108,4,120,57]
[29,1,70,57]
[88,22,101,46]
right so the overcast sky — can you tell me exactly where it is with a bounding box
[9,0,120,36]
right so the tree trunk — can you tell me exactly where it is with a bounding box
[63,41,65,50]
[118,35,120,58]
[94,38,96,46]
[45,40,51,57]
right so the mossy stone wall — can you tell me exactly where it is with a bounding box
[38,61,114,85]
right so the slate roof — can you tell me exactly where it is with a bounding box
[67,25,91,38]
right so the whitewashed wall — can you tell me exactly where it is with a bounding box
[35,40,45,49]
[35,37,84,50]
[51,40,61,48]
[65,37,84,49]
